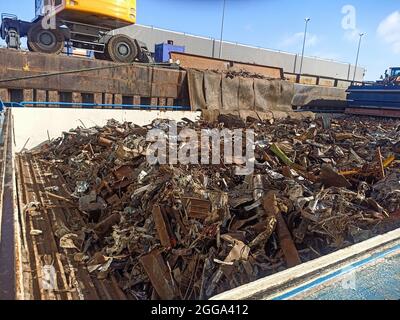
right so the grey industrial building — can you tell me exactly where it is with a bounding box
[116,24,366,82]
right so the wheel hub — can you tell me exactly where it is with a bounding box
[38,31,56,48]
[117,42,130,57]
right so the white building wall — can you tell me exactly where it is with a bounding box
[115,24,366,82]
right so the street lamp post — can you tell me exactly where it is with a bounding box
[299,17,311,76]
[219,0,226,59]
[353,33,365,83]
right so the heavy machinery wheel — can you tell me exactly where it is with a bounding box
[27,41,34,52]
[27,23,65,54]
[107,35,138,63]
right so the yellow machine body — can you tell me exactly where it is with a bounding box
[39,0,136,29]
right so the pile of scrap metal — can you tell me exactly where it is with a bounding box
[224,70,272,80]
[29,115,400,300]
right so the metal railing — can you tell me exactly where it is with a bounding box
[0,101,191,111]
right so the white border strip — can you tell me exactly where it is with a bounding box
[211,228,400,300]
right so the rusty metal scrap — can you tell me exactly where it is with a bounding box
[140,249,179,300]
[263,192,301,268]
[318,164,352,188]
[23,115,400,300]
[183,197,211,220]
[224,69,273,80]
[153,205,175,249]
[94,213,121,238]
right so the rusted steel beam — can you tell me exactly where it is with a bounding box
[346,107,400,118]
[263,191,301,268]
[48,91,59,107]
[114,94,123,105]
[150,97,158,106]
[72,92,82,104]
[94,93,102,104]
[104,93,113,105]
[36,90,46,103]
[133,95,141,105]
[140,249,179,300]
[23,89,33,102]
[167,98,174,106]
[152,205,175,248]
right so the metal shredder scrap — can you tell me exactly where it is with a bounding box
[26,114,400,300]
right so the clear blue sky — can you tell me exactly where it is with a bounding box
[1,0,399,80]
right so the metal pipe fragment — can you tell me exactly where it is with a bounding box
[263,191,301,268]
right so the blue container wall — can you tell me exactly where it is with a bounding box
[347,85,400,108]
[155,43,185,63]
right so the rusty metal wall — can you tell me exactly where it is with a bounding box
[284,72,361,88]
[0,49,189,106]
[170,52,283,80]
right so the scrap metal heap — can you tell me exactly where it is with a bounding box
[20,115,400,300]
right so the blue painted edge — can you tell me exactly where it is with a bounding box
[272,242,400,300]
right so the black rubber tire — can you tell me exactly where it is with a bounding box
[107,35,138,63]
[27,41,34,52]
[27,23,65,55]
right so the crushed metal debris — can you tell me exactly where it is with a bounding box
[25,115,400,300]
